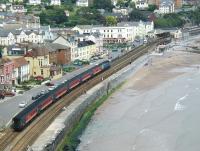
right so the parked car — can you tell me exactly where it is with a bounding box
[32,93,42,100]
[4,92,15,97]
[45,82,54,86]
[40,90,48,94]
[48,86,57,91]
[35,76,44,81]
[19,102,26,108]
[0,93,5,99]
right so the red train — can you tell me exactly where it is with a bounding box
[12,60,110,131]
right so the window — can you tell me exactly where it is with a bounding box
[41,69,43,75]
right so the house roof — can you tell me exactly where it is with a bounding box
[0,57,12,65]
[45,43,70,52]
[13,57,28,68]
[25,43,70,57]
[0,30,11,37]
[75,25,102,29]
[25,44,49,57]
[78,40,95,47]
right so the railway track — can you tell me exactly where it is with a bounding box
[0,40,158,151]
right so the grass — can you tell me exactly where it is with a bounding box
[56,83,124,151]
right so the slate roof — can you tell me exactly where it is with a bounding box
[78,40,95,47]
[44,43,70,52]
[25,43,70,57]
[25,44,49,57]
[75,24,103,29]
[0,30,12,37]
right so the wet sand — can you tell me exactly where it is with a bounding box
[78,51,200,151]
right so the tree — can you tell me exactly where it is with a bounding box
[154,13,184,28]
[129,2,136,9]
[129,10,147,21]
[93,0,113,11]
[106,16,117,26]
[148,4,157,12]
[39,8,68,26]
[117,0,126,7]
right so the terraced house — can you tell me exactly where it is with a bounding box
[0,29,44,46]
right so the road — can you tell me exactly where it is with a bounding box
[78,51,200,151]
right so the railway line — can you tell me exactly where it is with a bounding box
[0,39,160,151]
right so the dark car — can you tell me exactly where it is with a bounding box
[0,93,5,99]
[32,93,42,100]
[45,82,54,86]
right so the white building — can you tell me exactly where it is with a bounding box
[173,29,182,39]
[29,0,41,5]
[52,35,97,61]
[9,0,23,2]
[25,30,44,43]
[72,21,154,44]
[158,1,175,14]
[10,5,27,13]
[112,8,132,16]
[0,29,44,46]
[76,0,89,7]
[0,4,6,12]
[135,0,149,10]
[13,57,30,85]
[50,0,61,6]
[0,31,15,46]
[111,0,118,6]
[86,33,103,53]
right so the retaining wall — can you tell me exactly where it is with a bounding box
[30,54,150,151]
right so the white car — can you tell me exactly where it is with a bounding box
[19,102,26,108]
[48,85,57,91]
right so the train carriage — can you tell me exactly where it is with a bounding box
[53,83,68,100]
[13,100,40,131]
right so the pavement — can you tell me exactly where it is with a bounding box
[0,59,107,128]
[77,50,200,151]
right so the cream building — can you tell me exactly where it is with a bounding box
[24,48,50,78]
